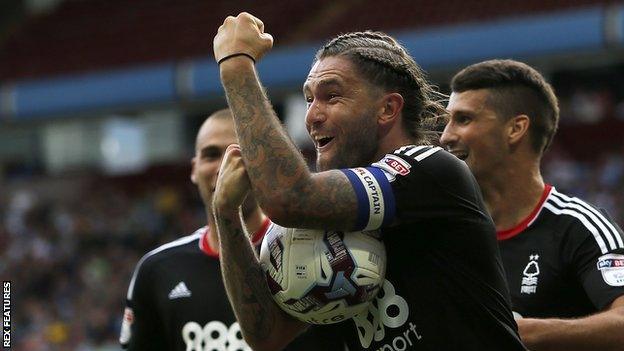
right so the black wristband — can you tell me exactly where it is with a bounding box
[217,53,256,65]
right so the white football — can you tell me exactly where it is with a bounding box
[259,224,386,325]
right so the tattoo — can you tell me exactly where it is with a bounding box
[217,212,276,340]
[223,70,358,229]
[242,265,275,336]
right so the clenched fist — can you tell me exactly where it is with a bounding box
[213,12,274,65]
[213,144,252,213]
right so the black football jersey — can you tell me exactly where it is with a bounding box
[336,145,525,351]
[498,184,624,318]
[120,222,344,351]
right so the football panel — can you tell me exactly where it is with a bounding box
[284,228,325,297]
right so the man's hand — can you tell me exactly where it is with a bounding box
[213,12,274,65]
[213,144,251,213]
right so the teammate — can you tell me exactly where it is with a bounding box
[211,13,526,351]
[119,109,343,350]
[441,59,624,350]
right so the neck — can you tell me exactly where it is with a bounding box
[478,157,545,232]
[375,126,416,161]
[205,206,265,254]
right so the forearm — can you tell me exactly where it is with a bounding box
[215,209,305,350]
[220,60,311,224]
[518,307,624,351]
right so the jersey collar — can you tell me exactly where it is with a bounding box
[497,184,552,241]
[200,218,271,258]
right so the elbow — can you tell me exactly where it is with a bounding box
[257,193,303,228]
[262,207,298,228]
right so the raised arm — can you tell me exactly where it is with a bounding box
[213,145,308,351]
[213,13,358,230]
[517,295,624,351]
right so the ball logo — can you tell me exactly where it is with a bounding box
[307,314,346,324]
[182,321,250,351]
[268,235,284,272]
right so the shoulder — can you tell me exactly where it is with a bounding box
[373,145,471,181]
[377,145,480,198]
[393,144,445,161]
[126,228,204,300]
[393,145,463,167]
[340,145,487,229]
[542,187,624,255]
[136,228,204,267]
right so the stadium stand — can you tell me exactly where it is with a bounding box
[1,1,623,350]
[0,0,332,80]
[0,0,618,80]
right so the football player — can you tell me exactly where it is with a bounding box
[441,59,624,350]
[211,13,526,351]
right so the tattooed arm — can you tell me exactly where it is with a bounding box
[214,13,358,231]
[214,145,308,351]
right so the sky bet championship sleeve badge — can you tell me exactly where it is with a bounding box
[597,254,624,286]
[372,154,411,182]
[119,307,134,345]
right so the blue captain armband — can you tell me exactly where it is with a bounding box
[341,167,396,231]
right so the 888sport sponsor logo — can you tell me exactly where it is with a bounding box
[353,280,423,350]
[182,321,250,351]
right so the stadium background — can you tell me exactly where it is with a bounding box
[1,0,623,349]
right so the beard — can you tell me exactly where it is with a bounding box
[316,111,379,171]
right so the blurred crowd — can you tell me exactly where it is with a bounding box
[543,145,624,223]
[1,86,623,350]
[0,171,204,350]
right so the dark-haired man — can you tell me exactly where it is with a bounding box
[211,13,526,351]
[441,59,624,350]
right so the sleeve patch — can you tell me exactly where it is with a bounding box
[372,154,411,181]
[597,254,624,286]
[341,167,396,231]
[119,307,134,346]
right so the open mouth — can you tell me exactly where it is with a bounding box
[313,134,334,149]
[318,137,334,148]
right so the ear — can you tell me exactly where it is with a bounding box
[377,92,404,127]
[190,156,198,184]
[507,114,530,146]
